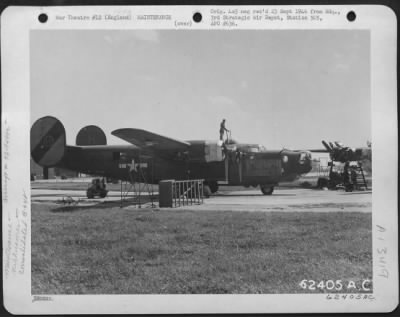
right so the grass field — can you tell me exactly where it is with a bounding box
[31,202,372,294]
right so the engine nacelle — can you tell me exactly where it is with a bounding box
[76,125,107,146]
[31,116,66,167]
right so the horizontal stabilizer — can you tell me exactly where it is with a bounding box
[112,128,190,151]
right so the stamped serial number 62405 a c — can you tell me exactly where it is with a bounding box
[299,279,372,292]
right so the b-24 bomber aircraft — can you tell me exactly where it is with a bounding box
[31,116,313,196]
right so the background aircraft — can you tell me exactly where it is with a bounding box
[31,116,313,195]
[310,140,372,165]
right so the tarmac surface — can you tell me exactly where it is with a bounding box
[31,187,372,213]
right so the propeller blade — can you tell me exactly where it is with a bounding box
[322,140,332,152]
[334,141,344,148]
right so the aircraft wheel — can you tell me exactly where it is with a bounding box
[260,185,274,195]
[209,181,219,193]
[317,178,325,189]
[203,185,211,198]
[87,189,94,199]
[99,191,107,198]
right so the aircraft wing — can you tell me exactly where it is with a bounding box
[111,128,190,151]
[308,149,329,153]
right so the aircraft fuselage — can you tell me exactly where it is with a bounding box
[59,142,312,187]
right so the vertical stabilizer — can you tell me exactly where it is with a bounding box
[30,116,66,167]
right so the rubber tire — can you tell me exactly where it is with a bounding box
[261,186,274,195]
[87,189,94,199]
[99,191,107,198]
[203,185,211,198]
[209,181,219,193]
[317,177,329,189]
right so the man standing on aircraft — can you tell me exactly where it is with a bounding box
[219,119,230,141]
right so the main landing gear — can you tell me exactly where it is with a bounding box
[260,185,274,195]
[203,181,219,198]
[204,181,219,193]
[208,181,219,194]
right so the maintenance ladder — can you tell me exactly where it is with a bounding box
[120,155,155,208]
[352,162,369,190]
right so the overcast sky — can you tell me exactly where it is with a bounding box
[30,30,370,149]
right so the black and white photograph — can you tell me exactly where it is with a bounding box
[1,5,398,314]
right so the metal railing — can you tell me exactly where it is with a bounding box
[172,179,204,207]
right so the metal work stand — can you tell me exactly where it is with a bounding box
[119,155,155,208]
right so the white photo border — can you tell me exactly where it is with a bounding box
[1,5,398,314]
